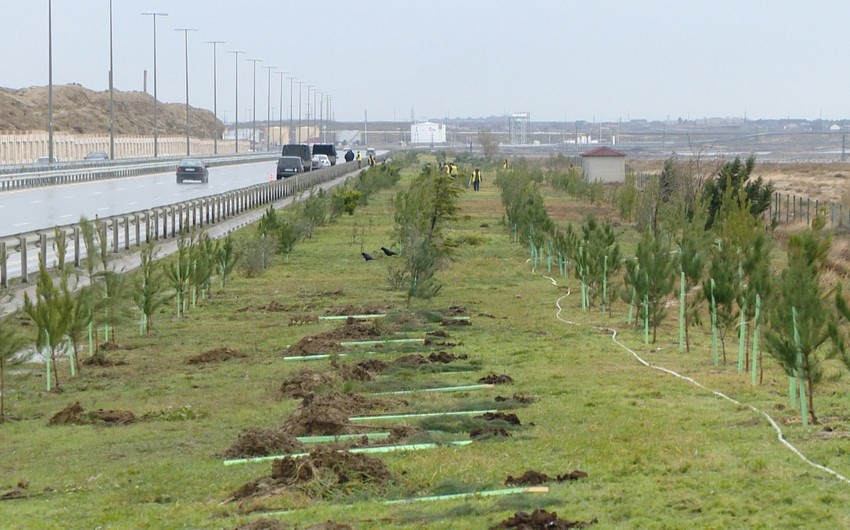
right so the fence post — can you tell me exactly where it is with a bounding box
[73,226,81,267]
[0,242,7,288]
[134,213,141,246]
[39,232,47,267]
[124,216,130,249]
[19,236,27,283]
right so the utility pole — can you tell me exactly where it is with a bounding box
[206,40,225,155]
[175,28,198,156]
[262,65,275,151]
[247,58,263,150]
[227,50,245,153]
[141,12,168,157]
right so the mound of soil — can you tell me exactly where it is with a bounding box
[476,412,521,425]
[281,392,399,436]
[393,354,430,365]
[423,337,458,347]
[441,318,471,327]
[237,300,294,313]
[505,470,588,486]
[230,447,392,501]
[285,337,344,356]
[492,509,597,529]
[325,305,388,316]
[97,340,123,352]
[428,351,468,363]
[187,347,247,365]
[289,313,319,326]
[385,426,424,444]
[81,352,128,367]
[324,318,386,341]
[337,363,373,382]
[443,306,469,316]
[280,369,339,399]
[49,402,136,425]
[479,374,514,385]
[427,330,450,338]
[470,426,511,440]
[223,427,305,459]
[495,394,538,404]
[355,359,391,374]
[235,519,288,530]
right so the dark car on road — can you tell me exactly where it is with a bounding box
[176,158,209,183]
[276,156,304,179]
[311,143,337,165]
[282,144,312,171]
[84,151,109,161]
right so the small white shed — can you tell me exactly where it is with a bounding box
[581,146,626,183]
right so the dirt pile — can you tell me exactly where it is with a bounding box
[479,374,515,385]
[470,426,511,439]
[187,347,246,364]
[223,427,306,459]
[492,509,597,529]
[476,412,521,425]
[230,447,392,501]
[0,85,222,136]
[285,318,389,357]
[505,470,588,486]
[495,394,537,404]
[280,369,339,399]
[82,352,127,367]
[49,402,136,426]
[281,392,399,436]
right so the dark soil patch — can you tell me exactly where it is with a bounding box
[230,447,392,501]
[81,352,128,367]
[492,509,597,529]
[393,354,430,365]
[479,374,514,385]
[238,300,288,312]
[476,412,521,425]
[355,359,391,374]
[423,337,458,347]
[325,304,388,316]
[286,318,391,356]
[505,470,588,486]
[441,318,471,327]
[279,369,339,399]
[443,305,469,316]
[235,519,288,530]
[385,426,424,444]
[186,347,247,365]
[427,330,450,338]
[223,427,305,459]
[97,340,123,352]
[470,426,511,440]
[281,392,401,436]
[337,363,373,382]
[49,402,136,425]
[496,394,538,404]
[428,351,468,363]
[285,337,344,356]
[288,313,319,325]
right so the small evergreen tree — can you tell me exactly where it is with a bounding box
[0,314,30,421]
[625,229,676,342]
[23,259,71,390]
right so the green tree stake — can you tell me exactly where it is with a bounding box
[789,373,797,407]
[679,270,685,353]
[643,295,650,344]
[88,321,93,356]
[738,298,747,373]
[752,294,760,385]
[45,330,51,392]
[710,279,719,366]
[792,306,808,427]
[602,255,608,315]
[627,287,635,325]
[67,338,76,377]
[547,244,552,273]
[513,224,518,243]
[140,313,145,336]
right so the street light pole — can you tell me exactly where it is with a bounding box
[175,28,198,156]
[142,12,168,157]
[227,50,245,153]
[306,85,313,141]
[296,81,304,143]
[206,40,225,155]
[262,65,275,151]
[275,71,287,146]
[247,58,262,150]
[289,76,295,143]
[318,92,324,142]
[108,0,115,160]
[48,0,54,163]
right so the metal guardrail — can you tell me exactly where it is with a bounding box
[0,161,362,287]
[0,152,278,191]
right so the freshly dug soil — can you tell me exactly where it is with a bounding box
[478,374,514,385]
[324,318,386,340]
[505,470,587,486]
[230,447,392,501]
[235,519,288,530]
[281,392,399,436]
[441,318,471,327]
[288,313,319,325]
[492,509,598,529]
[427,330,450,338]
[470,426,511,439]
[325,305,388,316]
[279,369,339,399]
[187,347,247,364]
[82,352,127,367]
[428,351,468,363]
[393,354,431,365]
[355,359,391,374]
[285,337,344,356]
[97,340,123,352]
[385,426,424,444]
[49,402,136,425]
[495,394,537,404]
[443,305,469,316]
[223,427,306,459]
[237,300,289,312]
[476,412,521,425]
[337,363,373,382]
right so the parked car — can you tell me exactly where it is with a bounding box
[84,151,109,161]
[311,143,337,165]
[34,156,59,165]
[311,154,331,170]
[176,158,209,183]
[282,144,312,171]
[276,156,304,179]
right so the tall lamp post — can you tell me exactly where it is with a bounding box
[318,91,324,142]
[296,81,304,143]
[108,0,115,160]
[247,58,263,150]
[275,71,287,146]
[206,40,225,155]
[48,0,54,163]
[227,50,245,153]
[288,76,296,143]
[175,28,197,156]
[141,12,168,157]
[262,65,275,151]
[307,85,315,140]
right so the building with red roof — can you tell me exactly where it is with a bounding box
[581,146,626,183]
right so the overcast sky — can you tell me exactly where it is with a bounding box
[4,0,850,123]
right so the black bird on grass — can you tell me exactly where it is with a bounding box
[381,247,398,256]
[361,252,375,261]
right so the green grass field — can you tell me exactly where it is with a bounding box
[3,161,850,529]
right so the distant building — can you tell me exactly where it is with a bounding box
[581,146,626,183]
[410,122,446,144]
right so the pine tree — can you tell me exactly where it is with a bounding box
[0,315,30,421]
[625,229,676,342]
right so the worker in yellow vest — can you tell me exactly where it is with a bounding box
[502,159,509,170]
[471,168,482,191]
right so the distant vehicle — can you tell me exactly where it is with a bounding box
[311,143,337,165]
[282,144,312,171]
[176,158,209,183]
[84,151,109,161]
[366,148,376,158]
[276,156,304,179]
[35,156,59,165]
[311,154,331,170]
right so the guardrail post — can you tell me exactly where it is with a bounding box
[134,213,141,246]
[0,242,7,288]
[112,218,119,253]
[39,232,47,267]
[19,236,27,283]
[171,206,177,238]
[123,216,130,250]
[206,199,212,225]
[162,208,169,239]
[178,205,184,233]
[145,212,151,244]
[198,200,205,228]
[192,201,197,227]
[153,209,160,240]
